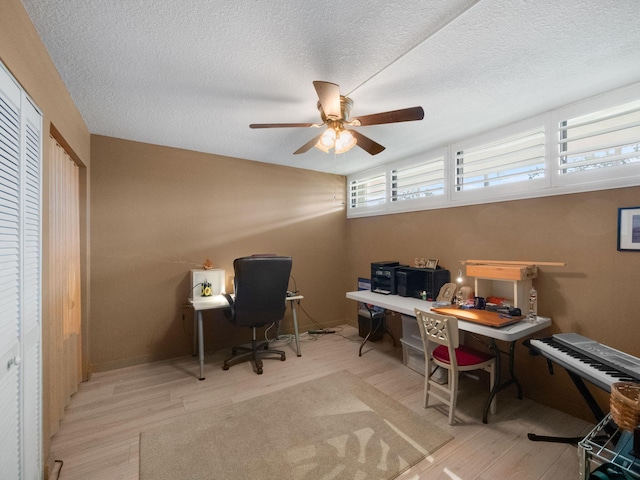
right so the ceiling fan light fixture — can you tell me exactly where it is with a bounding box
[334,129,357,154]
[314,142,330,153]
[315,127,336,152]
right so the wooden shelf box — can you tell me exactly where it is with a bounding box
[466,264,537,310]
[465,264,537,281]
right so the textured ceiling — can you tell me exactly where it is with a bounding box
[20,0,640,175]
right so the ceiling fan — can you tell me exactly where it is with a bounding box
[249,81,424,156]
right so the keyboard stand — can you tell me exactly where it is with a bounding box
[528,371,607,444]
[526,342,609,444]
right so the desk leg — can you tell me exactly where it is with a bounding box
[193,309,198,356]
[483,339,522,423]
[359,312,396,357]
[290,300,301,357]
[509,340,523,399]
[198,310,205,381]
[359,315,380,357]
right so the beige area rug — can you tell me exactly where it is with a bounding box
[139,370,453,480]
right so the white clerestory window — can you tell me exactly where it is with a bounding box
[453,127,546,196]
[347,82,640,218]
[557,99,640,178]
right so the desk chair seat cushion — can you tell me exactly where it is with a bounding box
[433,344,494,366]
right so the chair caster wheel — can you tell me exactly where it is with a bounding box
[222,364,229,370]
[257,367,263,374]
[280,355,286,361]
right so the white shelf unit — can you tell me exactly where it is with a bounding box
[400,314,427,374]
[190,269,225,299]
[399,314,448,383]
[579,414,640,479]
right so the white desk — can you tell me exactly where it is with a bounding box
[346,290,552,422]
[190,294,303,380]
[346,290,551,341]
[285,295,303,357]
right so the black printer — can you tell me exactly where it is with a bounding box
[370,261,407,295]
[396,267,450,300]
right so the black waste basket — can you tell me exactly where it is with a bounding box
[358,308,384,341]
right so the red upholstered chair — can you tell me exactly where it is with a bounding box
[415,308,496,425]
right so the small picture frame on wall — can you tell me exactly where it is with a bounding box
[617,206,640,251]
[426,258,439,269]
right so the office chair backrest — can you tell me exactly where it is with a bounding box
[231,255,292,327]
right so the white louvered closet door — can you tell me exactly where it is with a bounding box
[0,63,43,480]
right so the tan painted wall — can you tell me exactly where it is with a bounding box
[89,135,349,371]
[346,187,640,420]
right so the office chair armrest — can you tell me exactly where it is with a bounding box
[222,292,234,319]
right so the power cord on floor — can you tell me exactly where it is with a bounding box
[261,291,345,344]
[296,302,344,335]
[287,275,332,332]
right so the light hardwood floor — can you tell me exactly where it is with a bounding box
[49,324,595,480]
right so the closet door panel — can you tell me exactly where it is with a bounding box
[0,62,42,480]
[0,71,20,359]
[0,62,22,479]
[22,97,42,480]
[0,355,20,479]
[23,335,41,480]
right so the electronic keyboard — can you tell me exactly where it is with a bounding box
[528,333,640,392]
[526,333,640,444]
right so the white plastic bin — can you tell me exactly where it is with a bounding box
[400,314,447,383]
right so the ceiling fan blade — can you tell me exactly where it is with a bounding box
[313,81,342,120]
[352,106,424,126]
[250,123,316,128]
[351,130,385,155]
[293,133,322,155]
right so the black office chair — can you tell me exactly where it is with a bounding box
[222,255,292,374]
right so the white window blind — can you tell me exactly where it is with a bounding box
[558,99,640,175]
[391,157,445,202]
[349,173,386,210]
[454,128,545,192]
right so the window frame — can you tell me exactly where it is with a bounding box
[387,149,447,214]
[347,166,388,216]
[449,115,550,205]
[551,85,640,189]
[348,149,448,217]
[346,82,640,219]
[390,153,446,202]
